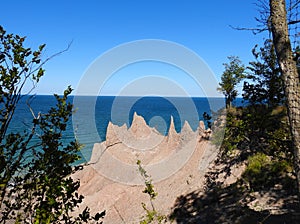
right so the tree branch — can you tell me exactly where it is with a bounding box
[30,40,73,75]
[229,25,269,34]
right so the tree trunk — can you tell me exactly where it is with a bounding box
[269,0,300,195]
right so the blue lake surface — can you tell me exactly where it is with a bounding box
[7,95,237,163]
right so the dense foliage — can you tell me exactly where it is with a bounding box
[243,39,285,107]
[170,40,299,222]
[0,26,104,223]
[217,105,295,191]
[211,40,297,194]
[218,56,245,108]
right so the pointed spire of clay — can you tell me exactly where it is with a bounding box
[106,121,128,146]
[167,116,179,144]
[180,121,194,141]
[167,116,178,138]
[106,121,119,146]
[129,112,151,138]
[198,120,206,138]
[181,120,193,133]
[199,120,205,131]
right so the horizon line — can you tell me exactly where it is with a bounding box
[21,94,225,98]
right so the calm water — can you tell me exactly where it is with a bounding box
[8,95,232,163]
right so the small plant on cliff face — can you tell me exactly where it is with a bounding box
[137,160,167,224]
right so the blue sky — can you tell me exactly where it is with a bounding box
[1,0,267,96]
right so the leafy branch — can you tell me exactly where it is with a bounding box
[137,160,167,224]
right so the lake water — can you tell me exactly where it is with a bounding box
[8,95,232,163]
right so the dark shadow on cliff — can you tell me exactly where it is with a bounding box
[169,105,299,223]
[170,181,300,224]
